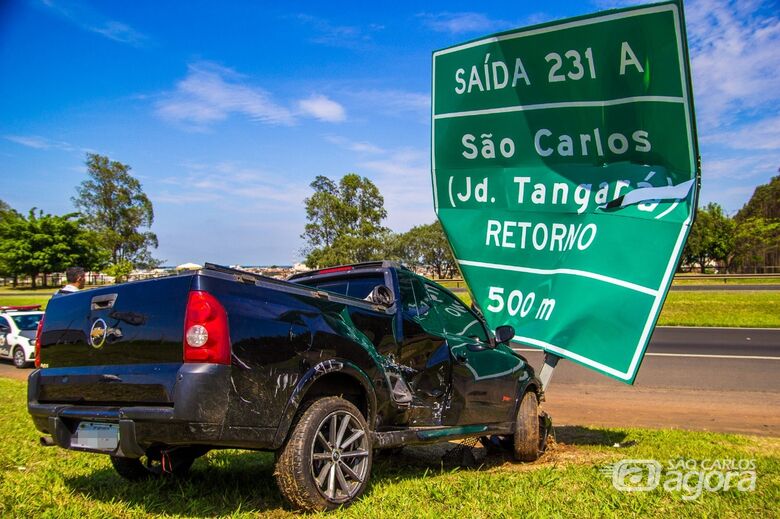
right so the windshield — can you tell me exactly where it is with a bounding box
[11,313,42,331]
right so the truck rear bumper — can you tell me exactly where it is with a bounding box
[28,364,278,456]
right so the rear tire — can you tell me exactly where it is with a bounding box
[13,347,28,369]
[110,449,197,480]
[275,397,372,512]
[513,391,541,462]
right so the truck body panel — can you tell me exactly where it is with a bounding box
[29,262,541,457]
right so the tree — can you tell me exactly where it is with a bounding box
[683,203,734,273]
[104,259,134,284]
[73,153,160,269]
[301,174,388,267]
[731,217,780,273]
[737,175,780,221]
[302,176,339,251]
[734,175,780,270]
[0,201,22,282]
[0,209,108,288]
[392,222,457,278]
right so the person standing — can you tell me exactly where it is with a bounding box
[56,267,86,295]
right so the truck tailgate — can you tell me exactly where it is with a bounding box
[36,275,194,404]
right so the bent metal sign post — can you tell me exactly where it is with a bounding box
[431,1,700,383]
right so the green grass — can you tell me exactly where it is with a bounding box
[0,287,58,294]
[0,285,106,294]
[457,292,473,308]
[435,280,468,290]
[0,295,50,310]
[0,377,777,517]
[453,291,780,328]
[657,291,780,328]
[673,277,780,286]
[0,286,109,310]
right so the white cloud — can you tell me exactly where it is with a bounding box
[418,12,511,34]
[349,89,430,123]
[325,135,385,154]
[89,20,148,46]
[317,136,434,231]
[156,62,346,129]
[703,114,780,151]
[681,0,780,211]
[293,14,383,48]
[2,134,95,155]
[152,161,309,209]
[417,12,549,35]
[39,0,149,47]
[155,63,295,129]
[687,0,780,131]
[298,95,346,122]
[357,148,436,231]
[4,134,72,150]
[700,153,780,181]
[373,90,429,113]
[591,0,656,9]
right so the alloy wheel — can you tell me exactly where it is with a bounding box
[310,410,370,503]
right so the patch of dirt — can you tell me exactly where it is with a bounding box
[0,362,30,381]
[486,438,616,473]
[380,436,616,475]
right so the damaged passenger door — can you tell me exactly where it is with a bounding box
[394,271,451,425]
[424,283,522,426]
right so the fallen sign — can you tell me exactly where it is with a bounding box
[431,0,700,384]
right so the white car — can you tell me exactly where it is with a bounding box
[0,306,43,368]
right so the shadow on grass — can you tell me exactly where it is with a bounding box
[63,426,626,516]
[554,426,628,446]
[64,451,289,517]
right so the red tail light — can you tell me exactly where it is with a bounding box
[34,315,44,368]
[318,265,353,275]
[183,291,230,364]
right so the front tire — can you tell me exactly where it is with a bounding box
[13,347,28,369]
[275,397,372,512]
[513,391,541,462]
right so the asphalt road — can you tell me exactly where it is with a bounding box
[514,326,780,436]
[514,326,780,391]
[2,326,778,435]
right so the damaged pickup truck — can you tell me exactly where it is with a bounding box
[28,261,547,511]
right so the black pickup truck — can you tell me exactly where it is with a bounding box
[28,262,547,511]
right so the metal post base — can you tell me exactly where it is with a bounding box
[539,353,561,391]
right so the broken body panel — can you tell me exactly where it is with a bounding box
[28,262,541,455]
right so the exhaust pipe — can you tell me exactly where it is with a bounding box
[39,436,55,447]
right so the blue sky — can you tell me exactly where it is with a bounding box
[1,0,778,265]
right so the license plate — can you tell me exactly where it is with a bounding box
[71,422,119,451]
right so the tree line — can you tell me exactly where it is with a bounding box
[0,153,159,287]
[302,173,780,277]
[4,158,775,286]
[683,175,780,273]
[301,174,457,278]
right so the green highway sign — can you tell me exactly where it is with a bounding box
[431,0,700,383]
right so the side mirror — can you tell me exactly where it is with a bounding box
[494,325,515,345]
